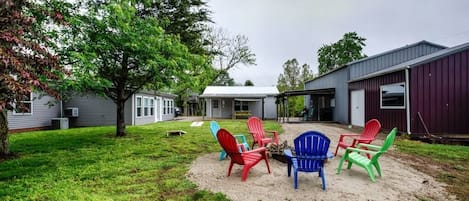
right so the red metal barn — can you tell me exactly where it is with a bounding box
[348,43,469,136]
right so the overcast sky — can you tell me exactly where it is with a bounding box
[207,0,469,86]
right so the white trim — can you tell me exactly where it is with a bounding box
[150,98,154,116]
[131,94,135,125]
[12,92,33,116]
[380,82,406,109]
[143,97,149,116]
[136,96,143,118]
[405,69,411,134]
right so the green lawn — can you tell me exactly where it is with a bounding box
[394,139,469,200]
[0,120,282,201]
[2,120,468,200]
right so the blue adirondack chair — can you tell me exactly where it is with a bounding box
[210,121,250,160]
[284,131,331,190]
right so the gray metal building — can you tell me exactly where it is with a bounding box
[304,40,446,124]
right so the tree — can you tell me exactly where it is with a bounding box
[317,32,366,75]
[300,64,314,89]
[244,80,254,86]
[135,0,215,114]
[277,59,314,116]
[211,70,235,86]
[66,0,205,136]
[136,0,212,55]
[207,27,256,84]
[0,0,69,156]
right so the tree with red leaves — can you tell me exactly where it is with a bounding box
[0,0,70,156]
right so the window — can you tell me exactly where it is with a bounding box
[163,100,167,114]
[170,100,174,114]
[150,98,154,116]
[13,93,33,115]
[212,100,219,109]
[144,97,149,116]
[169,100,174,114]
[380,82,405,109]
[234,101,249,111]
[136,97,142,117]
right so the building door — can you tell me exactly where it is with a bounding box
[351,89,365,127]
[155,97,161,122]
[212,99,221,118]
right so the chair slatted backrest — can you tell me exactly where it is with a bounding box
[371,128,398,160]
[361,119,382,141]
[294,131,330,172]
[217,128,245,165]
[210,121,220,140]
[247,116,265,141]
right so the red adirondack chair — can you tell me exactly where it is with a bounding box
[334,119,381,156]
[247,116,279,148]
[217,128,271,181]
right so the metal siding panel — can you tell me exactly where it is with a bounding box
[461,51,469,130]
[429,62,438,133]
[264,97,277,119]
[436,60,443,133]
[349,72,406,131]
[306,68,348,123]
[454,53,461,132]
[410,68,417,133]
[349,43,445,80]
[448,55,455,132]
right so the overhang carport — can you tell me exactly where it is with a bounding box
[276,88,335,123]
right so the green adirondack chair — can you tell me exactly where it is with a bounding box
[336,127,397,182]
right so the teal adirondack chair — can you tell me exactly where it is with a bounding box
[210,121,250,160]
[336,128,397,182]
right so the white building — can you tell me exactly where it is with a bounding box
[200,86,279,120]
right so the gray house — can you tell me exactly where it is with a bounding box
[304,40,446,125]
[64,91,177,127]
[8,90,177,131]
[8,92,61,132]
[200,86,279,120]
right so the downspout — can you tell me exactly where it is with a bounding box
[405,67,411,135]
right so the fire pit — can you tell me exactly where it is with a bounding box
[266,141,294,163]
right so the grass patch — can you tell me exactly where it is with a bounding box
[0,120,282,200]
[394,139,469,200]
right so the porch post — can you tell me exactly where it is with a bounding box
[262,98,265,120]
[286,95,289,123]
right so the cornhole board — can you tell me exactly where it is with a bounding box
[166,130,186,137]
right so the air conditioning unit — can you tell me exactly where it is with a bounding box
[64,107,79,117]
[51,118,69,129]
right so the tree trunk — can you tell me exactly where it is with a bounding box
[115,89,126,137]
[0,110,10,156]
[116,99,126,137]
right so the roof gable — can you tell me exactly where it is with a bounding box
[349,41,469,82]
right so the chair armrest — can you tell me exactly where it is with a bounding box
[350,137,375,147]
[244,147,266,154]
[283,149,294,158]
[233,134,248,143]
[265,130,279,144]
[338,134,361,142]
[356,143,382,150]
[237,144,247,152]
[345,147,378,155]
